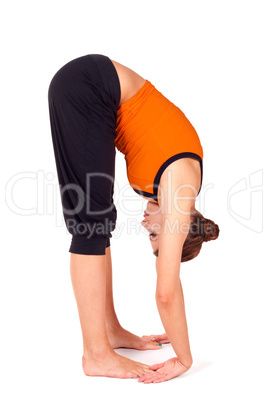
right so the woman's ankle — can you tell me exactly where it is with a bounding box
[83,345,115,361]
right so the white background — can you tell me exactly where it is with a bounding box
[1,0,267,400]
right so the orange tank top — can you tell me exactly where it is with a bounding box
[115,80,203,202]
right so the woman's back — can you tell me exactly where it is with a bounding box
[110,60,203,203]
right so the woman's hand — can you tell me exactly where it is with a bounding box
[141,332,170,344]
[138,357,191,384]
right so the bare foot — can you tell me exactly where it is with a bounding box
[107,327,163,350]
[82,350,154,379]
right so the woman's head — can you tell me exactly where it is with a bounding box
[141,201,220,262]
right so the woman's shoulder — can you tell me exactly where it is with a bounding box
[158,157,201,203]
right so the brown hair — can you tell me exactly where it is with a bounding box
[153,210,220,262]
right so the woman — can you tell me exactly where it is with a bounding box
[48,54,219,384]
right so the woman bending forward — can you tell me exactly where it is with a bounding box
[48,54,219,383]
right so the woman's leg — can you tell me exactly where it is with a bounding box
[70,252,153,378]
[48,55,156,377]
[70,253,110,355]
[105,246,121,332]
[104,246,163,350]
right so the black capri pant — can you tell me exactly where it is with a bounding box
[47,54,121,255]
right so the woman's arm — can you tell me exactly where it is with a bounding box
[139,161,198,383]
[156,276,192,367]
[155,214,193,368]
[141,277,186,346]
[139,220,193,384]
